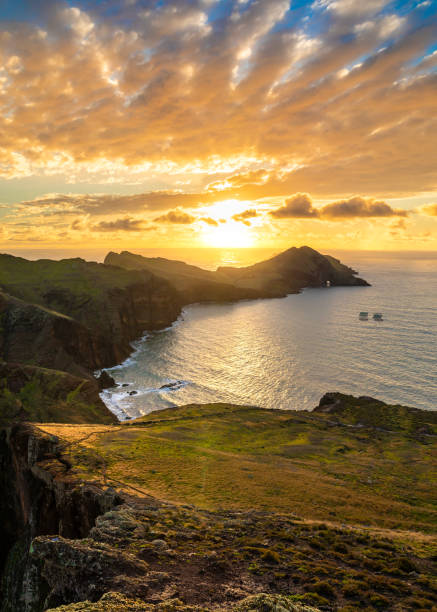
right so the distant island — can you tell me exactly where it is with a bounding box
[2,247,435,612]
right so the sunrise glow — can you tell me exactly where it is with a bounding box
[0,0,435,253]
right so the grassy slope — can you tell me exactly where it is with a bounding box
[39,399,437,536]
[0,364,116,424]
[0,255,149,304]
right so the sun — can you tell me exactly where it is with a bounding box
[201,220,255,247]
[198,199,257,247]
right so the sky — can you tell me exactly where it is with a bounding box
[0,0,436,254]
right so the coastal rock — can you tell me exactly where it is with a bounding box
[97,371,116,390]
[159,381,184,391]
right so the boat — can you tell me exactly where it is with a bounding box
[373,313,383,321]
[359,311,369,320]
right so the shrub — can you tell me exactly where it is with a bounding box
[261,549,281,564]
[313,580,335,599]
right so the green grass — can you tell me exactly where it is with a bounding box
[43,399,437,534]
[0,367,115,424]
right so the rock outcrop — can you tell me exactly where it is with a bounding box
[0,423,121,611]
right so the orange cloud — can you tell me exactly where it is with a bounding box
[232,209,259,225]
[270,195,408,220]
[0,1,434,199]
[90,217,149,232]
[154,209,197,224]
[200,217,219,226]
[420,203,437,216]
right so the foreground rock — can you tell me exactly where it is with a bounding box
[47,592,320,611]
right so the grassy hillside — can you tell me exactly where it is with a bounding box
[0,363,116,424]
[31,395,436,611]
[104,251,262,304]
[39,395,437,534]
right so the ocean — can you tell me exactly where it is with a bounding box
[100,249,437,419]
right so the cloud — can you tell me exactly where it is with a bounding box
[321,196,409,219]
[420,203,437,216]
[90,217,149,232]
[200,217,219,226]
[270,194,317,218]
[270,195,408,220]
[0,0,434,199]
[16,190,222,217]
[315,0,389,18]
[232,209,258,225]
[154,208,197,224]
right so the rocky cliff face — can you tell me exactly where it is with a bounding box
[0,423,121,611]
[0,256,182,376]
[0,292,110,377]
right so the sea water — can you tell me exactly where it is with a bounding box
[101,250,437,419]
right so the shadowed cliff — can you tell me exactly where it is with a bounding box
[0,254,182,376]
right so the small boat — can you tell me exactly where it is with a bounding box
[373,313,383,321]
[359,311,369,320]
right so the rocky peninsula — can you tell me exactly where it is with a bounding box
[0,247,435,611]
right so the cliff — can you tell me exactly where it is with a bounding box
[0,291,110,378]
[0,394,435,611]
[0,255,182,375]
[0,422,121,611]
[106,246,369,301]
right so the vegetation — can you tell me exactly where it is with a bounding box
[0,366,115,424]
[7,394,436,610]
[41,399,436,534]
[36,481,436,611]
